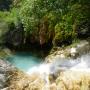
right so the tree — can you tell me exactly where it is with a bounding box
[20,0,90,45]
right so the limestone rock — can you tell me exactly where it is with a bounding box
[56,70,90,90]
[0,59,15,89]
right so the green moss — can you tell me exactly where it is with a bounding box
[53,22,76,46]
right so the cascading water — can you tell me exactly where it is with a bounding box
[52,53,90,71]
[6,51,90,89]
[27,53,90,74]
[27,53,90,89]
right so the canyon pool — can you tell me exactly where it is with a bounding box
[7,52,42,72]
[7,51,90,75]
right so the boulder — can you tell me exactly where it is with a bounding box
[56,70,90,90]
[0,59,15,89]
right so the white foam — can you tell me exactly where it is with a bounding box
[27,53,90,75]
[26,53,90,89]
[27,63,52,75]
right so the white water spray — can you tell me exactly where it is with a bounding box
[27,53,90,89]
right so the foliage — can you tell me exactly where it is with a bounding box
[0,0,90,47]
[0,6,20,45]
[6,8,20,25]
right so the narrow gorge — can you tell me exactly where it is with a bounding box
[0,0,90,90]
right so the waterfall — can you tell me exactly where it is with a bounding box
[27,53,90,89]
[51,53,90,72]
[27,63,52,90]
[70,53,90,71]
[27,52,90,76]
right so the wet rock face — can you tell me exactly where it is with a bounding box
[5,23,24,47]
[0,59,15,89]
[0,22,24,47]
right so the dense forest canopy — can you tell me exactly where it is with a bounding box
[0,0,90,47]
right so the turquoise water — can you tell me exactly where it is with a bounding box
[7,52,42,72]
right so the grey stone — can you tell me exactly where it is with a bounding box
[0,59,15,89]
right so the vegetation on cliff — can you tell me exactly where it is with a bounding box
[0,0,90,49]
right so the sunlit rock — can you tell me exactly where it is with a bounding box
[7,71,45,90]
[56,70,90,90]
[0,59,15,89]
